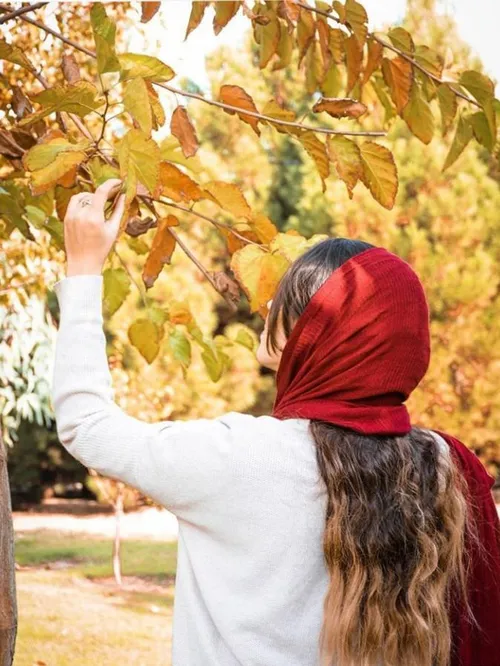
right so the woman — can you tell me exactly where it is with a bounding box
[52,180,500,666]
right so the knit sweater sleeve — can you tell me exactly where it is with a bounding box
[51,274,235,517]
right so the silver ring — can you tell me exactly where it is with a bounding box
[80,197,93,208]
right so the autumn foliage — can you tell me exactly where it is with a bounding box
[0,0,498,374]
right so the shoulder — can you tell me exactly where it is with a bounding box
[428,429,495,495]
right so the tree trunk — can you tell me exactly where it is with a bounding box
[113,483,124,587]
[0,429,17,666]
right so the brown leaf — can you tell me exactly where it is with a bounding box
[55,184,80,220]
[142,215,178,288]
[171,106,199,158]
[242,1,270,24]
[220,85,261,136]
[210,271,241,309]
[382,56,412,114]
[313,97,367,119]
[0,129,24,158]
[219,227,259,254]
[11,87,32,119]
[126,216,156,237]
[329,29,344,64]
[317,19,332,75]
[62,53,81,84]
[362,37,383,84]
[185,1,208,39]
[280,0,300,23]
[141,2,161,23]
[159,161,206,203]
[344,34,362,94]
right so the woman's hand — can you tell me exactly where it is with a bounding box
[63,178,126,277]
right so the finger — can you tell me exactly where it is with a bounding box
[65,192,92,221]
[106,194,126,236]
[92,178,123,211]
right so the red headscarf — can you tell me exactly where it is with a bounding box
[273,247,431,434]
[272,245,500,666]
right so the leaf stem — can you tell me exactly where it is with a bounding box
[114,248,148,310]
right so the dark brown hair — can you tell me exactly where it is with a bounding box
[266,238,471,666]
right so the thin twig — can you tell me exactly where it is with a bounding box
[5,7,385,138]
[114,248,148,309]
[155,82,385,136]
[0,1,47,24]
[293,0,481,108]
[161,200,264,248]
[0,3,96,57]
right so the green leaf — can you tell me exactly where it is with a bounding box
[19,82,102,127]
[437,84,458,136]
[442,114,473,171]
[123,77,153,135]
[90,3,121,73]
[402,83,434,144]
[201,345,230,382]
[128,318,162,364]
[168,329,192,367]
[359,141,398,210]
[103,268,131,317]
[119,53,175,83]
[470,111,495,151]
[388,27,414,54]
[0,192,34,241]
[87,157,120,187]
[0,38,34,72]
[459,70,495,107]
[127,236,149,255]
[328,135,362,198]
[118,129,161,194]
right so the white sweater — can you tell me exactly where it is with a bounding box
[51,274,448,666]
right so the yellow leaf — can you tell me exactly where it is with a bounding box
[19,81,102,127]
[414,45,443,79]
[123,77,152,136]
[344,34,362,94]
[141,2,161,22]
[119,53,175,82]
[204,181,252,220]
[402,83,434,145]
[437,84,458,136]
[91,4,120,74]
[0,37,34,72]
[313,97,367,119]
[23,135,90,171]
[128,318,162,364]
[185,1,209,39]
[28,150,87,195]
[297,7,316,65]
[142,215,178,288]
[171,106,199,158]
[169,301,194,325]
[316,19,331,74]
[328,135,362,198]
[273,18,294,70]
[298,131,330,192]
[345,0,368,47]
[359,141,398,210]
[388,27,414,54]
[213,1,241,35]
[145,81,166,130]
[220,85,261,136]
[231,245,289,313]
[261,99,299,135]
[159,162,206,203]
[382,56,413,114]
[256,6,281,68]
[250,214,278,243]
[329,29,344,64]
[118,128,161,195]
[459,70,495,106]
[270,232,329,262]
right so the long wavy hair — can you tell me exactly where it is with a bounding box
[265,238,472,666]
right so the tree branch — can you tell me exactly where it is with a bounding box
[155,82,385,136]
[293,0,481,109]
[0,1,47,24]
[0,3,96,58]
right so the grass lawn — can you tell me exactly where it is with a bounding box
[13,530,177,666]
